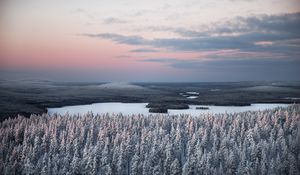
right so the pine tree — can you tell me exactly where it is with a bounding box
[142,154,151,175]
[164,141,175,174]
[23,158,34,175]
[152,164,162,175]
[170,158,181,175]
[130,153,140,175]
[71,154,80,174]
[0,105,299,175]
[91,156,98,175]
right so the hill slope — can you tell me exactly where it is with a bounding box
[0,105,300,174]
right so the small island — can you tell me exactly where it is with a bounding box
[196,106,209,110]
[146,103,189,110]
[149,108,168,113]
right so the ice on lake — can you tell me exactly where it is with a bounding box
[47,102,289,116]
[187,96,198,99]
[186,92,199,95]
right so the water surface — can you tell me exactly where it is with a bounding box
[47,103,289,116]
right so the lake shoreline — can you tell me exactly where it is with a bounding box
[1,80,299,121]
[48,102,290,116]
[46,100,295,113]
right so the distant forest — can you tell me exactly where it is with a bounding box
[1,105,299,175]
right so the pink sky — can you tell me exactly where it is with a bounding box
[1,0,300,81]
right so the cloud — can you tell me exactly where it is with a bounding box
[82,32,254,51]
[129,48,158,52]
[71,8,86,14]
[228,0,254,1]
[103,17,127,24]
[139,57,300,81]
[145,12,300,39]
[140,58,178,63]
[168,58,300,70]
[115,55,131,58]
[82,13,300,51]
[140,58,205,69]
[162,3,171,10]
[81,33,147,45]
[172,12,300,40]
[82,12,300,61]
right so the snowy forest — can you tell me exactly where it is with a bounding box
[0,105,300,175]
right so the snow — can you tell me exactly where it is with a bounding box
[48,103,289,116]
[209,89,220,92]
[181,92,199,99]
[186,96,198,99]
[180,94,189,97]
[241,86,295,92]
[186,92,199,95]
[48,103,149,116]
[284,97,300,100]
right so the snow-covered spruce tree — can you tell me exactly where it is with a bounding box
[0,105,300,175]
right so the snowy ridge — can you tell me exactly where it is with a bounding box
[98,82,145,90]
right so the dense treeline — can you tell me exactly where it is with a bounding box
[1,105,300,175]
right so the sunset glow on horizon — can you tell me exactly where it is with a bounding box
[1,0,300,81]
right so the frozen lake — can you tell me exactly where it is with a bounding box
[47,103,289,116]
